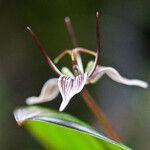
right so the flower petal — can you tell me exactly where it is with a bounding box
[58,73,87,111]
[88,65,148,88]
[26,78,59,105]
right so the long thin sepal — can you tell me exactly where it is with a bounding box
[27,27,62,76]
[88,11,101,77]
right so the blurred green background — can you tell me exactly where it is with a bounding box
[0,0,149,149]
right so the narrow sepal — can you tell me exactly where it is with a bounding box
[88,12,100,78]
[27,27,63,76]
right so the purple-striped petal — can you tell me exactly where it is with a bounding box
[58,73,87,111]
[88,65,148,88]
[26,78,59,105]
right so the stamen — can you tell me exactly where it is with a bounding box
[54,50,71,64]
[71,50,77,63]
[27,27,62,76]
[73,65,80,76]
[70,51,81,76]
[54,47,96,64]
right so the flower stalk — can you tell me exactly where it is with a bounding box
[81,88,121,141]
[65,12,121,141]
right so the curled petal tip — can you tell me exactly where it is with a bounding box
[59,104,65,112]
[59,108,63,112]
[145,83,149,88]
[59,97,71,112]
[26,78,59,105]
[26,97,38,105]
[138,81,148,88]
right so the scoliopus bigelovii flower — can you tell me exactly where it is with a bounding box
[26,14,148,112]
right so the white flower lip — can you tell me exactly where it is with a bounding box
[58,73,88,111]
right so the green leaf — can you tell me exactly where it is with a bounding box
[14,106,132,150]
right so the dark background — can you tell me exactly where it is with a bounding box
[0,0,149,149]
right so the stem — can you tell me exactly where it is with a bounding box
[81,88,121,142]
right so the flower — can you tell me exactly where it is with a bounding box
[26,47,148,111]
[26,13,148,112]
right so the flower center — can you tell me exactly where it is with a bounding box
[54,47,97,76]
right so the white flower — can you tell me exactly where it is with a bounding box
[26,15,148,112]
[26,46,148,111]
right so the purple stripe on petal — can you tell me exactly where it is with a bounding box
[58,73,87,111]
